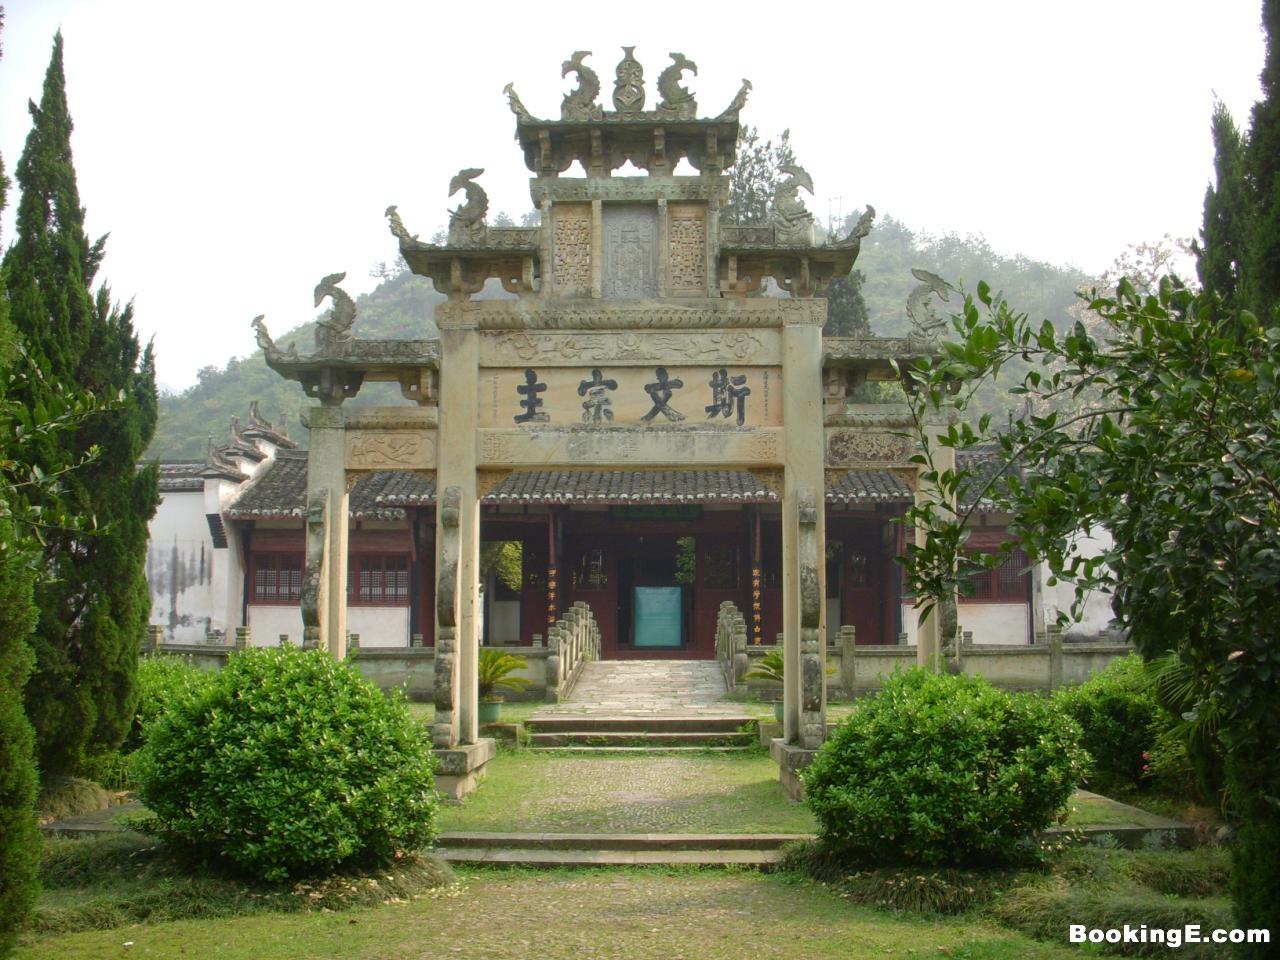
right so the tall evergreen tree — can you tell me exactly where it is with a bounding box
[1246,0,1280,316]
[1194,102,1248,307]
[1190,4,1280,947]
[822,270,870,336]
[0,11,44,955]
[3,32,159,778]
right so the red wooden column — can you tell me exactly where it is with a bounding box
[546,508,562,629]
[750,505,764,644]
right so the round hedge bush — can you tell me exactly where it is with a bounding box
[804,669,1088,867]
[135,646,438,882]
[1055,653,1159,792]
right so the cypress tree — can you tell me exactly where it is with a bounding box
[0,10,44,954]
[3,32,159,778]
[1195,102,1248,308]
[1246,0,1280,316]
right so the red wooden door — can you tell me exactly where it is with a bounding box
[692,537,740,659]
[840,534,885,645]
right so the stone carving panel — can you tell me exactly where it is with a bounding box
[825,430,912,466]
[345,430,436,470]
[553,205,592,296]
[476,426,786,467]
[480,330,778,367]
[602,206,658,299]
[668,203,707,296]
[443,297,826,331]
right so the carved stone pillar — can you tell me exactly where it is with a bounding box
[435,304,481,747]
[779,303,826,748]
[304,406,349,659]
[914,418,956,673]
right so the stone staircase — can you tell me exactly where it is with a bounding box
[435,831,807,867]
[528,659,757,751]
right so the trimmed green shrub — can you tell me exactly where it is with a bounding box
[1056,654,1160,792]
[123,654,215,751]
[135,646,439,882]
[804,669,1088,867]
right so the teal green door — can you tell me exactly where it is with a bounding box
[632,586,683,648]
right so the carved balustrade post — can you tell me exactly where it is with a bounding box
[838,625,856,693]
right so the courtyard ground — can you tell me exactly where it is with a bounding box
[14,867,1085,960]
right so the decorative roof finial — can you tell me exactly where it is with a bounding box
[612,46,645,114]
[716,79,752,119]
[446,169,489,246]
[503,82,534,121]
[771,163,815,244]
[906,269,951,343]
[656,53,698,120]
[560,51,603,121]
[313,272,356,352]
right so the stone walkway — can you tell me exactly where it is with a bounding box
[540,659,743,716]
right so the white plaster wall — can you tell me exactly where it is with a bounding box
[959,604,1030,644]
[245,606,409,647]
[1040,526,1117,639]
[349,607,411,647]
[247,605,303,646]
[898,603,1031,645]
[488,600,520,645]
[147,491,222,643]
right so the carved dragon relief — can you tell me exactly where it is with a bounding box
[560,51,603,121]
[301,490,326,651]
[433,485,462,749]
[796,486,825,748]
[906,268,951,344]
[656,53,698,119]
[447,169,489,246]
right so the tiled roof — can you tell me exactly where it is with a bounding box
[483,470,778,505]
[225,450,435,520]
[157,461,206,492]
[156,463,206,491]
[825,470,913,504]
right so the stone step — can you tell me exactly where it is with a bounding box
[527,745,755,754]
[439,831,811,851]
[526,714,755,733]
[524,737,752,752]
[436,847,784,868]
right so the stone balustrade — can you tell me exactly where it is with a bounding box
[715,600,750,696]
[544,601,602,703]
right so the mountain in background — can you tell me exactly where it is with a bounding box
[148,215,1090,459]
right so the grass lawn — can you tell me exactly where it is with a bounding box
[14,868,1085,960]
[439,750,819,834]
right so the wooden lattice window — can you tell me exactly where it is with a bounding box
[349,555,410,606]
[251,552,302,604]
[961,548,1030,603]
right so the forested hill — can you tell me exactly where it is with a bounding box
[148,216,1090,459]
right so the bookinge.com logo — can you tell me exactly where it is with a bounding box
[1069,924,1270,949]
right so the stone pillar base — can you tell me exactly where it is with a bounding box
[434,738,497,802]
[770,738,819,802]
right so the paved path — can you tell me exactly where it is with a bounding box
[539,659,743,716]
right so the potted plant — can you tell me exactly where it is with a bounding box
[478,648,531,724]
[745,648,837,722]
[745,649,786,722]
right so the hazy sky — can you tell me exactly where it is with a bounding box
[0,0,1268,391]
